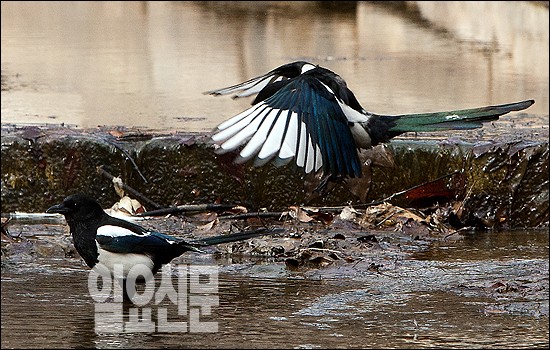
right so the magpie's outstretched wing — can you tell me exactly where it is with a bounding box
[211,72,363,178]
[203,61,313,102]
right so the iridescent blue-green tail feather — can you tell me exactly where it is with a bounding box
[371,100,534,142]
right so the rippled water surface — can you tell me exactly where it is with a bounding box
[1,1,548,131]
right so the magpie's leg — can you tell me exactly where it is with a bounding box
[313,173,345,196]
[118,278,134,303]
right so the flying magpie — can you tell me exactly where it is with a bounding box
[46,193,281,301]
[206,61,534,179]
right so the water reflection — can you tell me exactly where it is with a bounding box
[413,229,550,261]
[1,1,547,131]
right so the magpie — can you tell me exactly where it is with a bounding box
[46,193,281,300]
[206,61,534,179]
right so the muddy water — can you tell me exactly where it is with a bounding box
[1,229,548,348]
[1,2,548,132]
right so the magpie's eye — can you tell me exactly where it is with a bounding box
[65,200,79,209]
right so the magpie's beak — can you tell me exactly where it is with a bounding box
[46,203,69,215]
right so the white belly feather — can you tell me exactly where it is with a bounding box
[96,243,155,280]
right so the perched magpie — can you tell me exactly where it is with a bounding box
[46,193,281,300]
[206,61,534,179]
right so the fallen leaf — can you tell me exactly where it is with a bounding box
[108,130,124,138]
[197,219,219,231]
[340,206,359,221]
[108,196,146,216]
[288,206,314,223]
[112,176,125,198]
[229,205,248,214]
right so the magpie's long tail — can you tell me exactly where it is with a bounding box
[371,100,534,142]
[188,227,284,248]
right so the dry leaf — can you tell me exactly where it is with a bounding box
[197,219,219,231]
[112,176,125,198]
[288,206,314,223]
[308,211,334,224]
[108,196,146,217]
[108,130,124,138]
[340,206,359,221]
[229,205,248,214]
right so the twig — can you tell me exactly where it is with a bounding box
[272,171,464,215]
[301,206,352,213]
[139,170,463,220]
[299,247,345,255]
[219,211,289,220]
[138,204,237,217]
[375,209,406,227]
[4,212,66,225]
[101,136,148,183]
[351,170,463,209]
[96,165,164,210]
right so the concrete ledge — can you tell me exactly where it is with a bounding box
[1,125,548,228]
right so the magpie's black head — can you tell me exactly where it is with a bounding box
[46,193,105,223]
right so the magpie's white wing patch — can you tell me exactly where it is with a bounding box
[204,61,315,100]
[212,102,323,174]
[97,225,151,238]
[204,73,287,99]
[213,103,270,149]
[300,63,316,73]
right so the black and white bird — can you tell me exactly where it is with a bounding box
[206,61,534,179]
[47,193,281,300]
